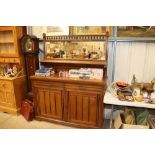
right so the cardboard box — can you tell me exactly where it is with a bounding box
[114,113,149,129]
[148,118,155,129]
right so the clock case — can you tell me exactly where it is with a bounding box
[20,35,39,100]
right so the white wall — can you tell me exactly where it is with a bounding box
[27,26,43,38]
[114,42,155,83]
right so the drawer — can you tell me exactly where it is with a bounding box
[4,58,9,62]
[9,58,20,63]
[8,58,14,63]
[0,80,13,91]
[33,81,64,90]
[65,84,104,93]
[0,58,20,63]
[0,58,5,62]
[13,58,20,63]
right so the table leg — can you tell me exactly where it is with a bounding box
[110,105,114,129]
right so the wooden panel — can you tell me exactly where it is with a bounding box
[0,90,6,105]
[89,96,97,125]
[33,81,64,89]
[26,55,36,76]
[50,92,55,116]
[36,90,63,119]
[25,54,39,92]
[0,87,15,108]
[83,96,89,122]
[36,88,63,120]
[39,90,45,114]
[98,95,103,127]
[55,92,62,118]
[77,95,83,121]
[5,92,15,107]
[0,80,13,91]
[45,91,50,115]
[65,84,103,93]
[68,91,98,127]
[69,94,77,121]
[13,76,26,110]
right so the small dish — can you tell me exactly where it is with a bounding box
[116,82,129,87]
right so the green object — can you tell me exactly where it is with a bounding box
[134,109,149,125]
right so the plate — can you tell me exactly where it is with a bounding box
[116,82,129,87]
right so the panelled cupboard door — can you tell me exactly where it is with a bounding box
[36,88,63,120]
[67,91,99,127]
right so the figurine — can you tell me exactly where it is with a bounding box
[151,92,155,103]
[5,68,13,77]
[132,87,141,98]
[90,52,99,59]
[151,77,155,91]
[13,65,18,75]
[59,50,65,58]
[131,74,137,85]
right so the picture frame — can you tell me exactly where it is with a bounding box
[42,26,70,36]
[117,26,155,37]
[70,26,111,35]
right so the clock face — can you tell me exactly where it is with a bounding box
[21,36,34,52]
[25,38,33,52]
[21,35,39,53]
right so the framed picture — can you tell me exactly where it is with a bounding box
[117,26,155,37]
[42,26,69,36]
[70,26,111,35]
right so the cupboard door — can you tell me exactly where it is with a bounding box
[67,91,99,127]
[37,88,63,120]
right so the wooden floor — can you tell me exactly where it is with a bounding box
[0,112,109,129]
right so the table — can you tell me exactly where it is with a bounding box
[104,90,155,128]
